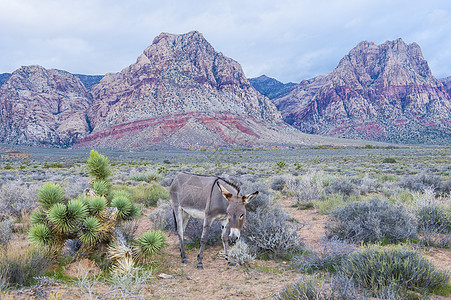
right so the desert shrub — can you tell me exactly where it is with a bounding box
[0,248,52,289]
[271,176,287,191]
[64,176,90,199]
[351,175,380,195]
[325,179,356,197]
[275,276,323,300]
[228,240,255,266]
[184,218,222,247]
[439,179,451,195]
[148,199,175,231]
[326,198,417,243]
[130,172,163,183]
[341,245,450,295]
[105,266,152,298]
[241,182,273,212]
[0,220,13,250]
[398,172,442,193]
[0,181,38,220]
[292,237,355,273]
[243,205,302,258]
[126,183,169,207]
[276,274,364,300]
[382,157,397,163]
[417,204,451,234]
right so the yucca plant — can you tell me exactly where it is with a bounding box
[37,183,65,210]
[84,195,107,216]
[29,150,165,270]
[108,230,167,273]
[134,230,167,262]
[92,180,111,197]
[87,150,112,181]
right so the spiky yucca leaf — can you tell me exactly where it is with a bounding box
[67,199,89,220]
[111,196,132,219]
[108,243,135,274]
[48,203,78,233]
[135,230,167,262]
[30,209,47,226]
[79,216,100,245]
[92,180,111,197]
[29,224,52,246]
[87,150,111,181]
[86,196,107,215]
[37,183,65,210]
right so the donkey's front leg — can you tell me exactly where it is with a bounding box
[221,221,235,266]
[197,219,212,269]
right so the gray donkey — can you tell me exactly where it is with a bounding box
[170,172,258,268]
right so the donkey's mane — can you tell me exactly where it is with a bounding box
[181,172,240,194]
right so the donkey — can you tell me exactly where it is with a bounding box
[170,172,258,269]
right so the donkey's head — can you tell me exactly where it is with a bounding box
[217,182,258,243]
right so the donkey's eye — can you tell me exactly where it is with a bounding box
[239,214,244,220]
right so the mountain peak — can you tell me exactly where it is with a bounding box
[275,39,451,144]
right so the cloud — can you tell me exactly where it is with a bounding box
[0,0,450,81]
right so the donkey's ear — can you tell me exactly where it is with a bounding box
[242,191,259,204]
[217,182,232,200]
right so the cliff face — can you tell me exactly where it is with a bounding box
[87,31,281,133]
[0,65,92,146]
[275,39,451,144]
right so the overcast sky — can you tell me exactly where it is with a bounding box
[0,0,450,83]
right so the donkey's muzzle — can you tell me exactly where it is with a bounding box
[229,228,240,244]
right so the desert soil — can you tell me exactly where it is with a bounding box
[7,198,451,299]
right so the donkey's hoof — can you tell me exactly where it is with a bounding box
[228,261,236,266]
[196,264,203,269]
[182,259,188,264]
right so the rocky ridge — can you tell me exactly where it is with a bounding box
[0,65,92,146]
[249,75,296,99]
[274,39,451,144]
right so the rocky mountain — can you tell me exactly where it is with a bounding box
[0,65,92,146]
[275,39,451,144]
[78,31,300,149]
[249,75,296,99]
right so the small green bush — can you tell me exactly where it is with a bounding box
[382,157,397,164]
[341,245,450,294]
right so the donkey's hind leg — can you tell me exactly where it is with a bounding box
[174,208,189,263]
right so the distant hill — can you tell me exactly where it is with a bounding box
[248,75,296,99]
[274,39,451,145]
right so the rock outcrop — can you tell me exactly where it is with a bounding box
[0,65,92,146]
[275,39,451,144]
